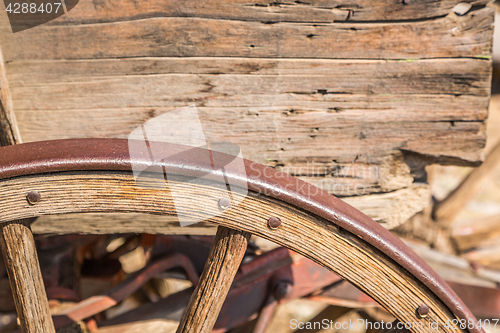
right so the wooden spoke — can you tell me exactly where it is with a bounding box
[0,219,55,333]
[176,226,251,333]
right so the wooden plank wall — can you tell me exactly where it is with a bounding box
[0,0,494,231]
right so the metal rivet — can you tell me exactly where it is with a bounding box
[417,305,429,318]
[218,197,231,210]
[274,280,293,301]
[402,0,410,4]
[26,191,41,205]
[267,217,281,230]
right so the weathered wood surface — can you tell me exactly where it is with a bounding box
[0,219,55,333]
[434,140,500,225]
[29,183,429,234]
[0,45,55,333]
[452,213,500,251]
[405,240,500,289]
[12,0,491,25]
[177,227,250,333]
[0,45,20,146]
[0,0,494,229]
[0,7,493,60]
[0,170,465,332]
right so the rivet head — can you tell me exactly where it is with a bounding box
[26,191,41,205]
[417,305,429,318]
[402,0,410,4]
[218,198,231,210]
[267,217,281,230]
[274,281,293,300]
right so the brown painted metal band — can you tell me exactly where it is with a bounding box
[0,138,482,332]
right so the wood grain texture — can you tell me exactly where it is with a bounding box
[0,45,21,146]
[0,43,55,333]
[16,0,491,25]
[451,213,500,251]
[7,57,490,166]
[176,227,250,333]
[0,7,493,61]
[0,0,494,230]
[0,171,467,332]
[434,140,500,225]
[406,240,500,289]
[31,213,218,235]
[0,219,55,333]
[28,183,429,234]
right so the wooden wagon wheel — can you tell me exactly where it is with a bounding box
[0,139,484,333]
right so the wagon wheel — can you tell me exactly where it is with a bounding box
[0,139,484,333]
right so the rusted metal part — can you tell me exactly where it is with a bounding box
[140,234,156,263]
[46,287,81,302]
[214,249,341,332]
[446,281,500,319]
[252,296,278,333]
[52,253,199,329]
[26,191,41,205]
[0,138,483,331]
[252,280,292,333]
[417,304,430,318]
[267,217,281,230]
[274,280,293,301]
[65,243,500,332]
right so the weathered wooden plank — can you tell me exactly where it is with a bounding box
[6,59,491,96]
[343,183,430,230]
[29,183,429,233]
[434,140,500,225]
[31,213,218,235]
[0,46,21,146]
[26,0,492,25]
[14,104,486,165]
[0,7,493,61]
[452,213,500,251]
[405,240,500,288]
[4,58,491,89]
[6,57,489,165]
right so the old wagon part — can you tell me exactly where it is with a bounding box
[97,247,342,332]
[267,217,281,230]
[417,305,430,318]
[251,294,278,333]
[71,243,500,333]
[0,218,55,333]
[26,191,41,205]
[176,227,250,333]
[94,245,500,333]
[0,139,484,333]
[51,253,199,329]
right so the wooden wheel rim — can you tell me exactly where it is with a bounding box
[0,139,482,333]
